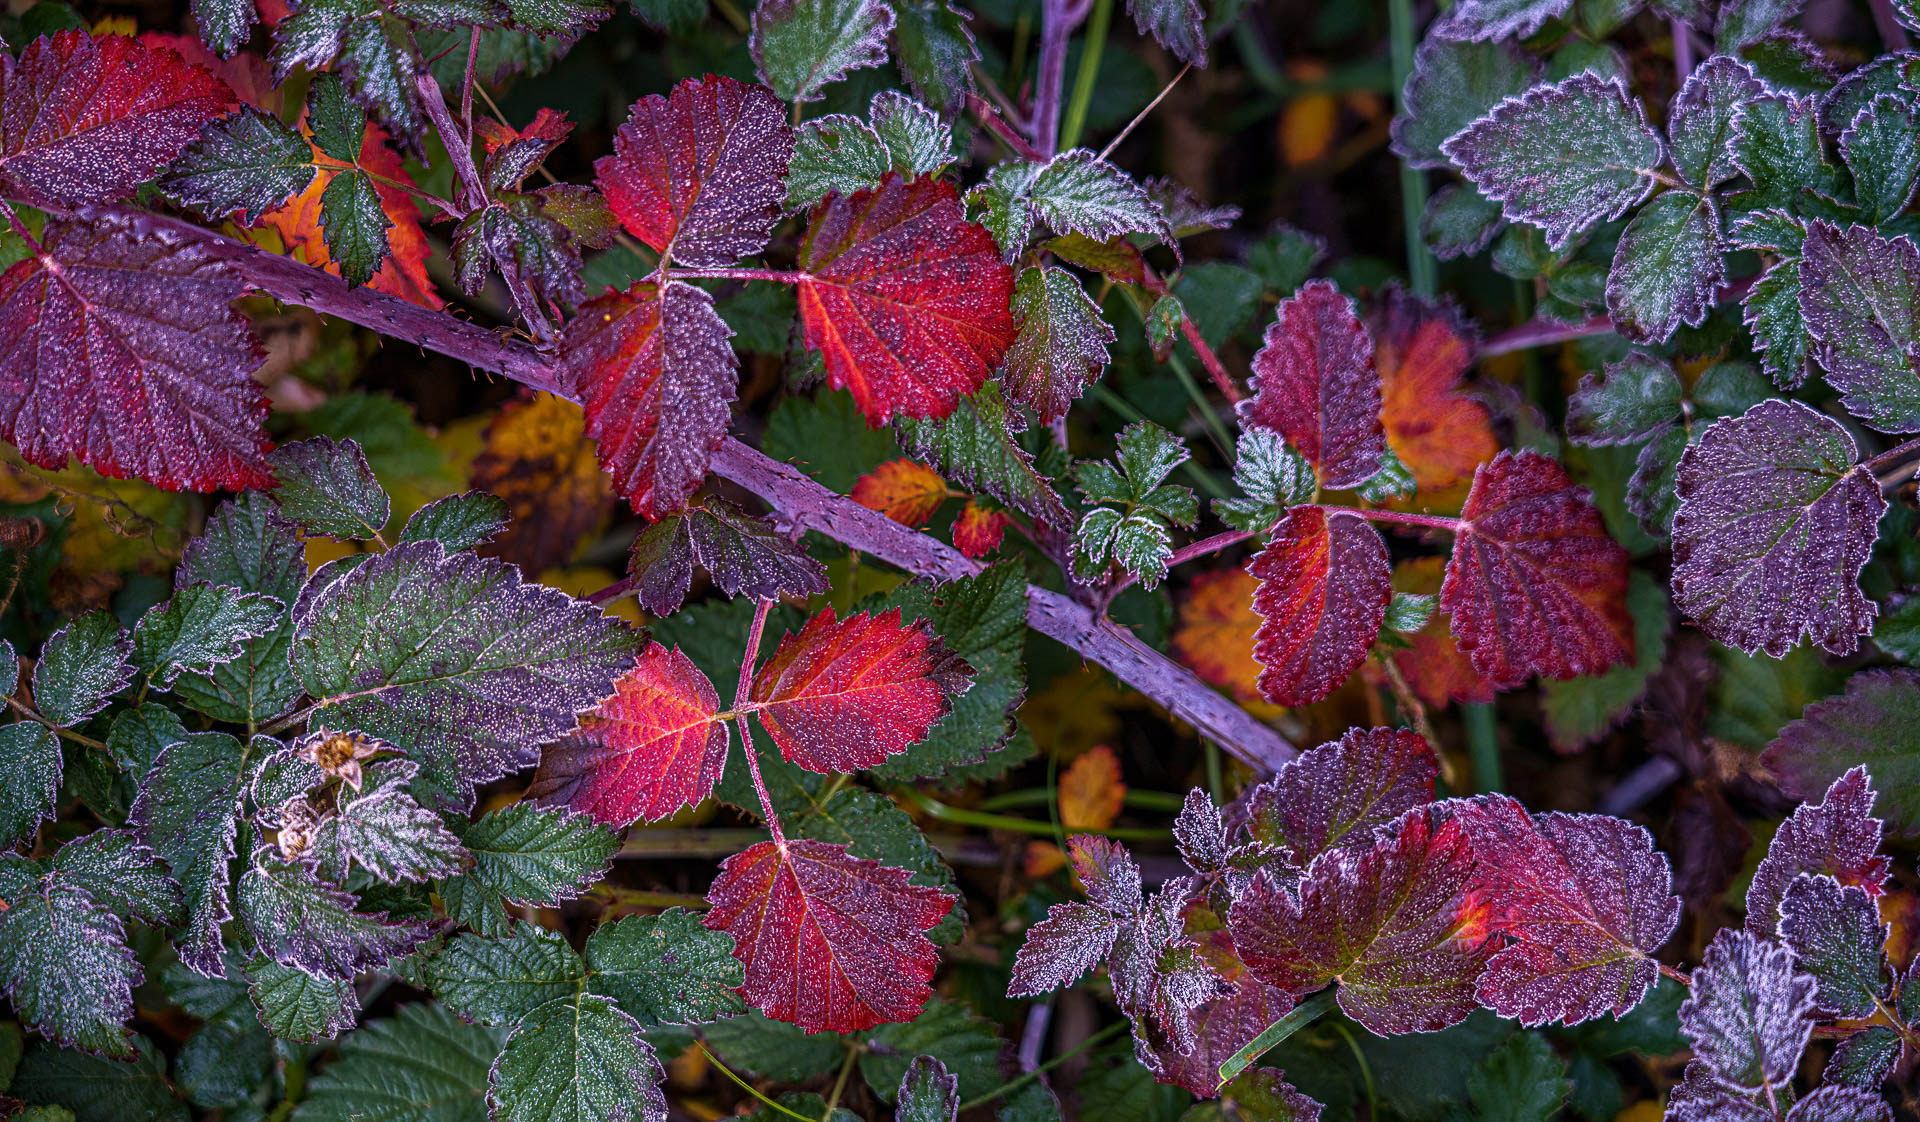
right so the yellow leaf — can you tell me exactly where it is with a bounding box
[469,393,615,575]
[1060,745,1125,830]
[1172,567,1276,711]
[851,459,949,527]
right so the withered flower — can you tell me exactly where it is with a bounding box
[296,729,384,792]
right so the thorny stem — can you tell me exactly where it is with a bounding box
[737,597,786,843]
[414,71,484,213]
[1057,0,1114,152]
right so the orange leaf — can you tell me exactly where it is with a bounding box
[1171,567,1267,706]
[259,124,441,310]
[952,499,1011,558]
[851,459,948,527]
[1372,289,1497,495]
[1060,745,1125,831]
[1389,557,1496,708]
[470,393,616,574]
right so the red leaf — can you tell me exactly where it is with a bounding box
[1441,451,1632,688]
[1227,806,1492,1035]
[596,75,791,268]
[0,32,234,207]
[704,838,954,1032]
[1249,506,1392,706]
[1142,928,1296,1096]
[851,459,948,527]
[749,607,971,772]
[528,643,728,827]
[1243,280,1385,489]
[951,500,1011,559]
[1457,795,1680,1026]
[796,174,1016,425]
[1743,766,1890,940]
[1370,288,1496,495]
[0,214,269,491]
[561,280,737,520]
[1388,557,1498,707]
[1245,727,1438,865]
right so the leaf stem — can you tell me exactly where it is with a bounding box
[1352,507,1465,533]
[1058,0,1114,152]
[969,94,1048,161]
[956,1019,1129,1110]
[1098,63,1190,163]
[667,266,809,284]
[893,786,1172,840]
[4,696,107,752]
[736,598,786,844]
[699,1042,818,1122]
[413,71,484,214]
[1386,0,1435,297]
[822,1042,861,1120]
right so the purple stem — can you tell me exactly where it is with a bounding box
[1031,0,1086,155]
[1671,19,1696,82]
[1868,0,1914,50]
[94,204,1299,771]
[414,70,485,212]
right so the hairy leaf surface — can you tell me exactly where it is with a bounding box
[1247,507,1391,707]
[1242,280,1386,489]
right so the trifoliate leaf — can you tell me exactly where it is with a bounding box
[1671,400,1884,657]
[1073,423,1198,588]
[1604,191,1725,344]
[1216,429,1317,533]
[310,771,470,885]
[289,539,643,811]
[1796,221,1920,433]
[128,731,247,977]
[1442,72,1664,251]
[237,856,433,979]
[432,924,587,1026]
[132,584,280,690]
[489,994,667,1122]
[296,1002,504,1121]
[1391,38,1541,170]
[1001,266,1116,423]
[1248,507,1391,707]
[895,380,1072,529]
[160,107,317,223]
[32,612,132,728]
[1243,279,1385,489]
[245,955,359,1043]
[584,908,745,1026]
[1762,671,1920,835]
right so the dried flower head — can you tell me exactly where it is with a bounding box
[297,729,384,792]
[274,797,323,861]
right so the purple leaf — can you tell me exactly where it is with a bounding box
[1762,670,1920,836]
[1242,280,1386,489]
[1778,874,1889,1019]
[1679,928,1817,1093]
[1459,797,1679,1026]
[1433,0,1577,42]
[129,731,248,977]
[1006,901,1122,997]
[1667,56,1768,189]
[1671,399,1885,657]
[1441,73,1664,251]
[236,857,434,979]
[1796,221,1920,433]
[1110,883,1229,1053]
[1243,727,1438,866]
[626,499,829,617]
[267,435,390,541]
[1786,1086,1895,1122]
[1139,928,1296,1096]
[1744,766,1890,939]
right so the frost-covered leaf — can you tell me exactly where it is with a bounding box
[1125,0,1205,64]
[752,0,893,102]
[1001,266,1116,423]
[1797,222,1920,433]
[1840,94,1920,223]
[1245,727,1438,865]
[1668,57,1767,189]
[854,459,950,526]
[1422,183,1506,259]
[32,612,132,728]
[432,924,586,1026]
[797,174,1016,425]
[1778,874,1888,1019]
[1743,766,1890,939]
[1391,38,1541,170]
[1567,353,1683,445]
[1731,93,1838,210]
[0,213,270,491]
[1442,451,1633,687]
[129,731,247,977]
[789,115,889,210]
[297,1002,502,1120]
[530,643,729,827]
[704,838,953,1032]
[1247,507,1391,707]
[442,803,618,929]
[1539,570,1670,751]
[1242,280,1385,489]
[750,607,971,772]
[245,956,359,1043]
[1671,399,1884,657]
[1679,929,1816,1093]
[1008,901,1123,997]
[132,584,280,690]
[0,722,58,852]
[896,1056,958,1122]
[1823,1026,1901,1091]
[160,107,316,223]
[289,539,642,811]
[626,499,829,616]
[584,908,745,1025]
[490,994,666,1122]
[889,0,977,115]
[237,857,433,979]
[1214,429,1317,533]
[967,161,1042,260]
[561,281,736,521]
[1458,797,1680,1026]
[311,771,469,885]
[870,90,956,176]
[1030,151,1172,246]
[402,491,512,553]
[1604,192,1724,344]
[1229,806,1491,1035]
[1762,670,1920,835]
[0,32,233,207]
[596,75,791,268]
[1716,0,1805,49]
[1744,260,1812,390]
[895,381,1072,529]
[1073,422,1198,588]
[1442,73,1664,251]
[171,494,306,725]
[1433,0,1576,41]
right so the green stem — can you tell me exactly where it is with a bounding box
[1333,1021,1377,1121]
[1169,352,1236,460]
[701,1043,818,1122]
[822,1043,861,1120]
[1088,385,1232,501]
[1387,0,1435,297]
[957,1020,1130,1110]
[979,788,1188,813]
[894,787,1171,841]
[1205,741,1224,803]
[1464,702,1500,792]
[1059,0,1115,151]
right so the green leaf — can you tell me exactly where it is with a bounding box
[272,0,494,150]
[1823,1025,1901,1089]
[310,771,470,885]
[487,994,666,1122]
[1730,92,1839,210]
[1031,151,1171,246]
[1079,1056,1191,1122]
[1384,592,1438,634]
[32,612,132,728]
[288,540,643,810]
[763,391,902,495]
[165,966,272,1110]
[1145,293,1185,361]
[1540,571,1671,752]
[1743,260,1811,390]
[12,1035,186,1122]
[1421,183,1505,260]
[306,72,366,165]
[268,435,391,541]
[0,722,59,850]
[1124,0,1204,66]
[790,116,889,211]
[245,955,360,1043]
[1567,353,1684,445]
[1778,874,1889,1019]
[584,908,745,1026]
[440,803,617,928]
[295,1002,504,1122]
[159,106,316,223]
[237,856,433,979]
[967,162,1042,261]
[171,495,306,725]
[433,923,588,1026]
[504,0,611,34]
[401,491,513,551]
[896,381,1072,529]
[1392,38,1541,170]
[863,563,1028,783]
[888,0,977,114]
[1667,56,1766,190]
[319,170,391,288]
[870,90,957,175]
[896,1056,959,1122]
[1604,191,1724,344]
[1839,93,1920,224]
[1246,223,1326,291]
[1073,422,1196,588]
[751,0,893,102]
[128,730,248,977]
[1215,429,1315,533]
[1453,1032,1570,1122]
[1002,265,1116,423]
[1708,645,1847,748]
[1795,221,1920,432]
[860,997,1001,1102]
[132,585,280,690]
[1354,447,1416,503]
[702,1012,849,1080]
[192,0,258,54]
